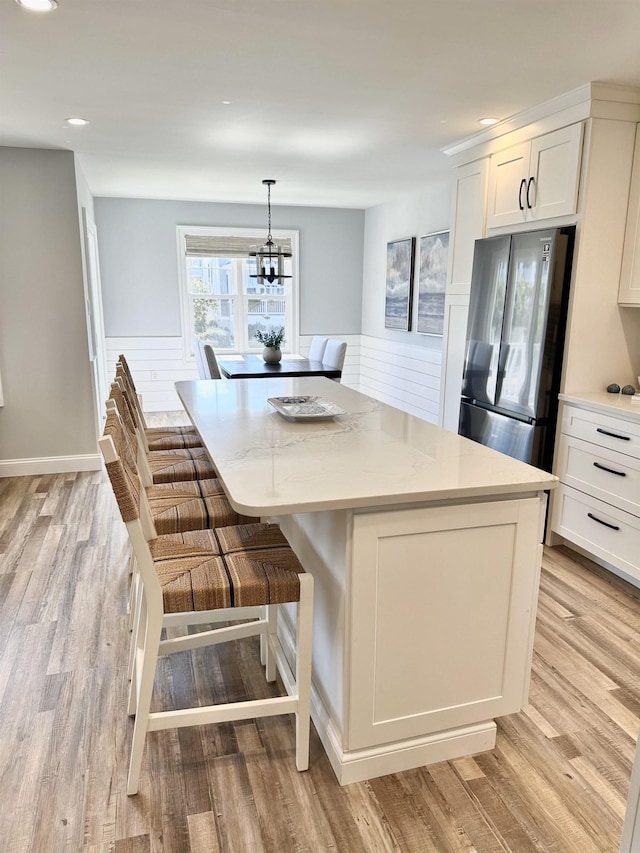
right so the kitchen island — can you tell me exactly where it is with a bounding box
[176,377,557,784]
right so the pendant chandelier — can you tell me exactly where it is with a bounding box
[249,179,292,286]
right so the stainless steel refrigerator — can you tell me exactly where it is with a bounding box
[458,226,575,471]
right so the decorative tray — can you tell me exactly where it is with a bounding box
[267,395,346,422]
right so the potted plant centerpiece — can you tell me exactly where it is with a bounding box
[256,327,285,364]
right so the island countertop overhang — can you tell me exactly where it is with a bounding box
[176,377,557,516]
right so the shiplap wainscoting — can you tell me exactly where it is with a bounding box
[106,334,442,424]
[358,335,442,423]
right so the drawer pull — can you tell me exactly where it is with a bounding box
[596,427,630,441]
[587,512,620,531]
[593,461,627,477]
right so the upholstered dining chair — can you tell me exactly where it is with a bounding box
[194,337,222,379]
[308,335,329,362]
[99,416,313,796]
[322,339,347,378]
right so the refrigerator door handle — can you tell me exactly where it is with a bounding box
[526,177,535,209]
[518,178,526,211]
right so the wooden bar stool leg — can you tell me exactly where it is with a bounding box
[265,604,278,683]
[127,605,163,796]
[295,573,313,771]
[127,590,147,717]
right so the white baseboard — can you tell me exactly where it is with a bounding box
[0,454,102,478]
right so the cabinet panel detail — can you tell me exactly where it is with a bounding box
[486,124,583,229]
[348,498,542,750]
[619,125,640,305]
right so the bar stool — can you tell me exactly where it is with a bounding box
[109,379,218,485]
[99,428,313,796]
[117,354,203,451]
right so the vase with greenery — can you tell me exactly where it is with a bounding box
[255,327,285,364]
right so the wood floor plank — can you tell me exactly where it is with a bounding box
[2,456,640,852]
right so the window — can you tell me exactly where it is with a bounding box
[177,226,299,356]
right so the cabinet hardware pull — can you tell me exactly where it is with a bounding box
[596,427,630,441]
[526,176,535,209]
[593,461,626,477]
[587,512,620,531]
[518,178,526,211]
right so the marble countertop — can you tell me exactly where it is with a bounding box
[176,377,557,515]
[559,391,640,424]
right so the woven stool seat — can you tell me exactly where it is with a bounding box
[146,477,225,501]
[215,521,290,554]
[148,491,255,536]
[147,449,217,484]
[145,427,202,451]
[151,523,282,562]
[154,545,303,613]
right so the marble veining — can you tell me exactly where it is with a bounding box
[176,377,557,515]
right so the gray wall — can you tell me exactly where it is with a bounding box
[94,198,365,338]
[0,148,97,461]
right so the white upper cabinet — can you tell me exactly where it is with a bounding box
[619,125,640,306]
[486,124,584,229]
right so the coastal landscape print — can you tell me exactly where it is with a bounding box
[384,237,415,331]
[416,231,449,335]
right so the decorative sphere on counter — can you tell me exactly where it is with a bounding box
[606,383,621,393]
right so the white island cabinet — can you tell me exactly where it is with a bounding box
[176,377,556,785]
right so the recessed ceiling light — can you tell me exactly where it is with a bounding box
[479,117,499,126]
[222,100,231,105]
[65,117,89,126]
[15,0,58,10]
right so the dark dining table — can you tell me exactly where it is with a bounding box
[216,354,341,380]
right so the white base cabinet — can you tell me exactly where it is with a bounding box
[551,399,640,585]
[280,493,546,785]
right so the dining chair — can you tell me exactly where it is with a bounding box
[99,420,313,796]
[308,335,329,362]
[322,339,347,377]
[117,354,202,451]
[192,335,208,379]
[201,340,222,379]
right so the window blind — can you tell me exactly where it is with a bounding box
[184,234,292,258]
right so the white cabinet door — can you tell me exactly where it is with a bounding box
[528,123,583,222]
[486,124,583,229]
[439,293,469,432]
[448,158,489,292]
[619,125,640,305]
[486,141,530,229]
[347,497,544,750]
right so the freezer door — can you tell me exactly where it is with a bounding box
[461,235,511,405]
[459,401,542,465]
[495,229,564,419]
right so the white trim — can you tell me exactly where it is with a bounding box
[0,454,102,477]
[176,225,300,360]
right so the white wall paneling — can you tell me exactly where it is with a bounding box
[358,335,441,423]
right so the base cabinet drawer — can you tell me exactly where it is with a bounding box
[552,485,640,582]
[558,435,640,516]
[561,406,640,458]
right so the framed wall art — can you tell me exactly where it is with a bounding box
[416,230,449,336]
[384,237,415,331]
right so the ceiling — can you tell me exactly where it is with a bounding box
[2,0,640,208]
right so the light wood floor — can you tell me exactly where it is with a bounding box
[1,449,640,850]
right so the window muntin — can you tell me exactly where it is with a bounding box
[179,227,298,356]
